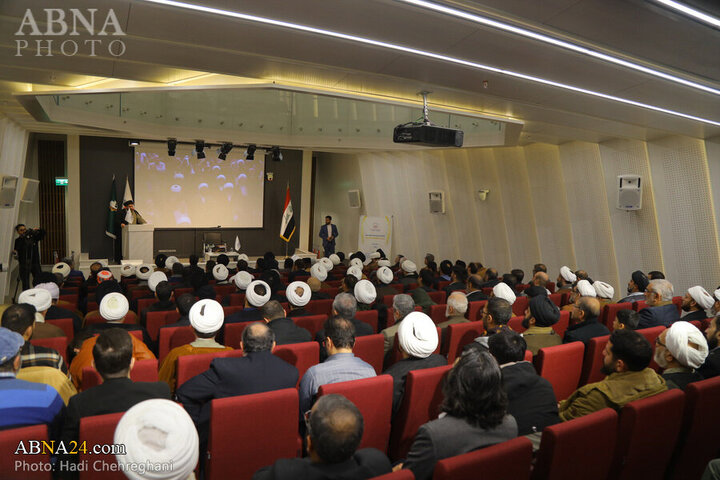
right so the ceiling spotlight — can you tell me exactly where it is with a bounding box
[195,140,206,159]
[167,138,177,156]
[217,142,233,161]
[245,144,256,160]
[270,146,283,162]
[128,139,140,147]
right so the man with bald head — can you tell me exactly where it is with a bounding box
[563,297,610,345]
[525,271,550,297]
[465,275,489,302]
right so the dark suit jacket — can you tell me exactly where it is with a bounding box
[252,448,391,480]
[399,274,419,287]
[466,290,489,302]
[287,308,311,318]
[383,354,447,414]
[46,304,82,333]
[698,347,720,379]
[501,361,559,435]
[268,317,312,345]
[563,318,610,345]
[676,310,707,323]
[443,281,465,297]
[225,308,264,324]
[319,224,339,247]
[638,303,680,329]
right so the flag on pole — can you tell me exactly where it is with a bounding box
[280,184,296,242]
[105,176,118,239]
[123,176,134,224]
[235,235,241,251]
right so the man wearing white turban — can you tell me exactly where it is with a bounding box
[311,262,329,285]
[492,282,517,306]
[17,288,66,339]
[556,266,576,293]
[354,280,377,311]
[329,253,341,266]
[262,300,312,345]
[346,265,363,281]
[212,264,230,284]
[286,281,312,317]
[225,280,271,325]
[655,322,708,390]
[135,264,154,283]
[114,399,198,480]
[375,266,398,302]
[120,264,136,278]
[158,299,232,392]
[680,286,714,322]
[399,260,419,287]
[562,279,596,312]
[51,262,71,280]
[593,281,615,309]
[383,312,446,413]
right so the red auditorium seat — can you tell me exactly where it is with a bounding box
[135,297,156,316]
[386,328,442,369]
[390,284,405,294]
[81,359,158,391]
[434,436,533,480]
[273,341,320,387]
[173,287,193,296]
[319,287,338,298]
[554,311,570,338]
[671,296,682,314]
[404,283,419,292]
[524,350,533,362]
[222,306,243,317]
[176,350,245,389]
[667,377,720,480]
[227,293,245,306]
[429,304,447,325]
[508,316,525,332]
[532,408,618,480]
[356,309,379,333]
[58,293,79,308]
[223,321,253,349]
[369,471,415,480]
[129,288,152,301]
[353,334,385,374]
[444,321,484,364]
[437,281,451,290]
[547,282,556,293]
[389,365,451,460]
[632,300,647,311]
[0,424,51,480]
[30,336,68,363]
[158,326,194,363]
[549,293,562,307]
[611,389,685,480]
[215,284,235,296]
[78,412,125,480]
[580,335,610,386]
[146,310,172,342]
[427,291,446,304]
[467,300,487,322]
[512,296,529,317]
[383,295,396,307]
[602,302,632,330]
[318,375,393,452]
[293,314,328,338]
[85,301,98,313]
[535,342,584,401]
[205,389,300,480]
[305,299,334,316]
[560,292,571,307]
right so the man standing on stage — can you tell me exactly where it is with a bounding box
[13,224,44,291]
[114,201,146,262]
[319,215,339,257]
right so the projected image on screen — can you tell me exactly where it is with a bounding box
[134,142,265,228]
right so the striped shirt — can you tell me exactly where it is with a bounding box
[0,373,65,431]
[299,352,376,413]
[21,341,68,375]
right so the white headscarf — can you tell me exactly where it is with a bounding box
[398,312,438,359]
[245,280,271,307]
[401,260,417,273]
[189,299,224,333]
[492,283,516,305]
[120,264,136,277]
[52,262,71,279]
[148,272,168,292]
[286,281,311,307]
[100,292,129,322]
[310,263,328,282]
[319,257,333,272]
[233,271,253,290]
[354,280,377,305]
[114,399,198,480]
[165,256,179,269]
[665,321,709,369]
[688,286,714,311]
[576,279,597,297]
[560,266,577,283]
[18,288,52,313]
[347,266,363,280]
[329,254,341,266]
[212,264,229,281]
[36,282,59,301]
[376,266,393,285]
[349,258,364,270]
[377,259,391,268]
[593,281,614,299]
[136,264,153,280]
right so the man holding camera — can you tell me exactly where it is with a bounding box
[13,224,45,291]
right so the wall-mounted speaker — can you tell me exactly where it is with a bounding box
[348,189,361,208]
[617,175,642,210]
[20,178,39,203]
[0,175,18,208]
[429,191,445,214]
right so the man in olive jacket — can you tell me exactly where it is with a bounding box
[559,329,666,421]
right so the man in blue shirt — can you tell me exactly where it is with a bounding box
[0,327,65,436]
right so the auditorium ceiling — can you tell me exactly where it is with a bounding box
[0,0,718,148]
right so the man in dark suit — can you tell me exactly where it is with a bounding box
[263,300,312,345]
[443,266,468,297]
[465,274,489,302]
[319,215,339,257]
[638,279,680,329]
[176,322,298,445]
[253,394,391,480]
[564,297,610,345]
[678,286,713,323]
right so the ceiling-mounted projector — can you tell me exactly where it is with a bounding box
[393,92,464,147]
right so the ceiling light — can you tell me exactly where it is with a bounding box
[245,144,256,160]
[270,146,283,162]
[195,140,206,159]
[128,139,140,147]
[651,0,720,29]
[138,0,720,126]
[217,142,233,160]
[167,138,177,156]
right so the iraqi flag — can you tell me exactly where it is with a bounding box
[280,185,295,242]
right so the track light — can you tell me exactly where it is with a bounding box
[270,146,283,162]
[195,140,206,159]
[167,138,177,156]
[128,139,140,147]
[245,144,256,160]
[217,142,233,160]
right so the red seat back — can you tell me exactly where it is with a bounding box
[136,298,156,316]
[554,311,571,338]
[428,291,446,304]
[611,389,685,480]
[176,350,244,389]
[81,359,159,391]
[547,282,556,293]
[637,326,666,372]
[368,471,414,480]
[437,281,451,290]
[532,408,618,480]
[146,310,172,342]
[444,321,484,364]
[356,310,379,333]
[632,300,648,311]
[78,412,125,480]
[383,294,396,308]
[536,342,585,401]
[227,293,245,306]
[467,300,487,322]
[215,284,235,296]
[273,342,320,387]
[129,288,152,301]
[206,389,299,480]
[45,317,74,342]
[603,302,632,330]
[0,424,51,479]
[671,296,683,314]
[391,284,405,294]
[580,335,610,386]
[434,436,533,480]
[389,365,451,460]
[305,299,334,316]
[429,304,447,325]
[512,296,529,317]
[58,293,79,308]
[353,334,385,374]
[158,326,194,363]
[319,375,393,452]
[223,322,253,349]
[319,287,338,298]
[548,293,562,307]
[293,314,327,338]
[29,336,68,363]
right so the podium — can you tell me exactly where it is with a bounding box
[122,224,154,263]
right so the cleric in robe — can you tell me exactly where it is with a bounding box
[114,200,147,262]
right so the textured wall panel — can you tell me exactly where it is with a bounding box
[706,138,720,270]
[647,137,720,293]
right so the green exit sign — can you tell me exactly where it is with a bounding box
[55,177,68,186]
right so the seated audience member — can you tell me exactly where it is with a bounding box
[263,300,312,345]
[467,262,482,276]
[341,273,360,294]
[439,260,453,282]
[698,315,720,379]
[488,330,559,435]
[384,312,446,413]
[163,293,196,329]
[381,294,415,355]
[311,262,332,288]
[443,266,467,296]
[522,295,562,355]
[315,294,373,356]
[613,309,640,331]
[559,329,666,421]
[593,281,614,309]
[17,288,66,338]
[119,264,136,282]
[85,261,103,287]
[474,297,513,348]
[680,286,714,322]
[712,288,720,317]
[424,253,435,268]
[556,266,576,293]
[168,261,185,285]
[638,279,680,328]
[177,322,298,444]
[656,322,708,390]
[410,271,437,313]
[158,299,232,392]
[375,266,398,300]
[36,282,83,333]
[561,279,596,312]
[286,281,313,317]
[399,260,419,287]
[575,270,590,281]
[466,274,489,302]
[282,257,294,272]
[60,329,170,447]
[492,282,517,306]
[401,347,517,480]
[618,270,649,304]
[253,394,391,480]
[479,267,501,289]
[2,304,67,374]
[308,277,331,300]
[261,270,286,302]
[140,280,175,326]
[300,317,376,413]
[511,269,525,285]
[225,280,271,324]
[564,297,610,345]
[533,263,547,275]
[354,279,377,311]
[17,365,76,405]
[70,293,155,388]
[204,260,216,282]
[524,271,550,298]
[288,258,311,283]
[501,273,520,295]
[0,327,65,434]
[437,292,469,330]
[114,399,199,480]
[134,263,153,286]
[213,264,230,285]
[221,270,253,306]
[648,271,665,280]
